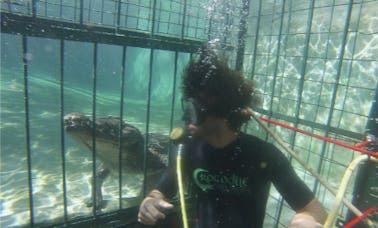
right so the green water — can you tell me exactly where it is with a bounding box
[0,36,190,226]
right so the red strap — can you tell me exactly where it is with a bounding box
[355,140,369,148]
[343,207,377,228]
[259,117,378,158]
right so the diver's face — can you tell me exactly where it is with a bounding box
[187,123,199,136]
[187,116,225,138]
[182,96,225,138]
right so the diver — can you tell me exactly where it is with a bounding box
[137,44,327,228]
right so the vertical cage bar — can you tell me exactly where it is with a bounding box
[274,0,292,98]
[285,0,314,149]
[123,1,128,28]
[313,0,337,193]
[22,34,35,227]
[88,0,93,23]
[155,1,161,35]
[6,0,12,12]
[264,0,278,141]
[268,0,286,117]
[44,0,47,17]
[59,39,69,223]
[80,0,84,24]
[270,1,288,224]
[334,2,362,131]
[235,0,250,71]
[327,0,353,128]
[31,0,37,18]
[274,1,315,227]
[113,0,117,27]
[167,1,172,35]
[74,0,78,22]
[116,0,122,31]
[249,0,263,80]
[136,0,141,29]
[366,85,378,136]
[59,0,63,18]
[264,0,278,101]
[118,45,127,209]
[91,42,98,217]
[221,2,230,46]
[168,51,179,165]
[151,0,157,36]
[26,1,31,15]
[314,0,353,196]
[194,3,200,39]
[292,0,314,124]
[142,48,154,196]
[320,0,335,200]
[181,0,187,40]
[101,0,105,24]
[207,3,213,41]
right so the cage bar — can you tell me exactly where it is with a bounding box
[22,34,35,227]
[118,45,127,209]
[59,39,69,223]
[91,42,99,217]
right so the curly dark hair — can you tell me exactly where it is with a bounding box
[182,44,259,130]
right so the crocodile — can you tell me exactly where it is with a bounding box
[64,112,170,208]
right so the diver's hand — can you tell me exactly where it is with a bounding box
[289,213,324,228]
[138,190,174,225]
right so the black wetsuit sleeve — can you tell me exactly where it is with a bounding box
[156,143,179,198]
[156,166,178,199]
[268,144,314,211]
[156,140,197,199]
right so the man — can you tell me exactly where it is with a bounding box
[138,45,327,227]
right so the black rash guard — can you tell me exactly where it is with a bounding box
[157,132,314,228]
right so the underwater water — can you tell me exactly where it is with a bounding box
[0,34,192,226]
[1,0,378,227]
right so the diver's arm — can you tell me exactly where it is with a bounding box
[138,138,194,225]
[266,143,327,227]
[289,198,327,228]
[138,163,177,225]
[138,189,173,225]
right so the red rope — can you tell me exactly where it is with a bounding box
[355,140,369,148]
[343,207,377,228]
[258,117,378,158]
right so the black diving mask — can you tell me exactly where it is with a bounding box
[181,97,251,126]
[181,98,208,125]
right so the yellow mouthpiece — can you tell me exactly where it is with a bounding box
[170,127,184,141]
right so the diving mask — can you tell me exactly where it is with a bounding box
[181,98,208,125]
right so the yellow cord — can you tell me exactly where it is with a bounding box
[324,155,378,228]
[177,146,189,228]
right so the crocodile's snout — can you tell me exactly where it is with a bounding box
[64,113,91,130]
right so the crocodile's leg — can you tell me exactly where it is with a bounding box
[86,162,110,209]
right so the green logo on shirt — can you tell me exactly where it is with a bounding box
[193,168,248,193]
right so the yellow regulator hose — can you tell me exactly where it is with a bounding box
[176,143,189,228]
